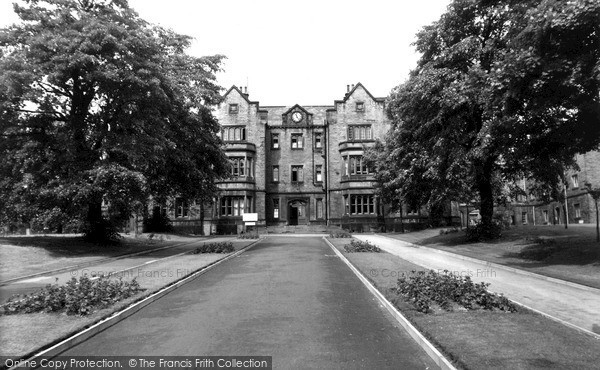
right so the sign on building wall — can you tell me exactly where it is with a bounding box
[243,213,258,222]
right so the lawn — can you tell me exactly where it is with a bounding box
[0,238,257,359]
[0,233,201,282]
[326,236,600,370]
[385,225,600,289]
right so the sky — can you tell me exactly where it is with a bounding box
[0,0,451,106]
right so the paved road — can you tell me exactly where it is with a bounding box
[59,236,436,369]
[355,234,600,336]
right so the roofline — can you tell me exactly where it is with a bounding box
[222,85,260,106]
[333,82,385,104]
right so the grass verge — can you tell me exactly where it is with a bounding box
[0,239,257,358]
[327,237,600,369]
[0,233,202,282]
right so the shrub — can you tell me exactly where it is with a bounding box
[392,270,517,314]
[143,210,173,233]
[192,241,234,254]
[439,227,459,235]
[344,239,381,253]
[238,233,259,239]
[465,220,503,242]
[0,276,144,316]
[329,231,352,238]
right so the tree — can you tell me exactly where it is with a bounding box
[585,183,600,243]
[380,0,600,237]
[0,0,229,241]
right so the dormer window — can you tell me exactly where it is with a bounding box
[356,102,364,112]
[229,104,238,114]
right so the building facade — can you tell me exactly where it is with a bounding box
[506,150,600,227]
[202,83,392,234]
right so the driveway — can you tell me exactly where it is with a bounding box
[58,236,436,369]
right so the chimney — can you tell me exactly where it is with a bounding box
[244,86,247,94]
[347,85,350,93]
[351,84,355,90]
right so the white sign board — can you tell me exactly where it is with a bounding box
[245,222,256,226]
[243,213,258,222]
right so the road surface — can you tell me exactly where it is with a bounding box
[59,236,436,369]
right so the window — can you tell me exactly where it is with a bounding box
[349,156,369,175]
[228,104,238,114]
[315,132,323,149]
[349,195,375,215]
[521,212,528,225]
[574,203,581,218]
[316,199,323,219]
[347,125,372,141]
[273,198,279,219]
[343,156,349,176]
[174,197,189,218]
[222,126,246,142]
[272,165,279,182]
[355,102,364,112]
[291,134,303,149]
[344,195,349,214]
[291,165,303,182]
[315,165,323,182]
[230,157,252,178]
[271,133,279,149]
[220,197,246,216]
[543,210,549,223]
[572,174,579,188]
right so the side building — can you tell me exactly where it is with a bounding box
[508,150,600,227]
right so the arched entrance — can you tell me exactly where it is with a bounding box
[288,200,307,225]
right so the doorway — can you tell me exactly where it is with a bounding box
[288,200,307,226]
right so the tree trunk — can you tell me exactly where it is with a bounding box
[84,199,109,242]
[478,179,494,228]
[475,159,495,238]
[595,200,599,243]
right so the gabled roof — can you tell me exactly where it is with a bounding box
[281,104,313,117]
[334,82,386,104]
[222,85,260,106]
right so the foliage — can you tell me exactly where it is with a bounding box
[0,275,144,316]
[142,208,173,233]
[329,231,352,238]
[192,242,234,254]
[375,0,600,238]
[344,239,381,253]
[237,233,259,239]
[0,0,229,242]
[392,270,517,314]
[439,227,459,235]
[465,221,503,242]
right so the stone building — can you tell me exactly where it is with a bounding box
[164,82,455,235]
[455,150,600,228]
[201,83,383,234]
[157,83,459,235]
[507,150,600,227]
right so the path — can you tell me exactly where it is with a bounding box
[355,234,600,336]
